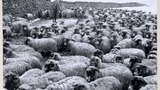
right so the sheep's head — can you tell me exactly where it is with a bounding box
[24,37,33,45]
[3,41,10,48]
[3,47,12,58]
[90,56,102,68]
[93,49,104,60]
[85,66,100,82]
[133,65,149,77]
[4,71,21,90]
[143,40,152,48]
[131,76,147,90]
[114,55,124,63]
[50,52,61,61]
[133,39,142,47]
[73,84,88,90]
[144,32,151,38]
[44,60,60,72]
[129,56,142,67]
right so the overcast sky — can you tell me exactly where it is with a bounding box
[51,0,157,6]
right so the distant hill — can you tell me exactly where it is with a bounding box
[60,1,146,8]
[3,0,145,17]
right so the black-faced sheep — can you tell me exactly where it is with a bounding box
[89,56,125,69]
[113,38,133,49]
[19,71,66,89]
[85,66,133,90]
[3,71,21,90]
[25,37,58,53]
[5,56,42,69]
[50,54,90,65]
[11,20,29,36]
[66,40,96,58]
[111,48,146,59]
[45,76,87,90]
[4,62,32,76]
[44,60,88,77]
[19,69,45,84]
[130,76,148,90]
[73,76,122,90]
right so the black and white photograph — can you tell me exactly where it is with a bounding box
[2,0,157,90]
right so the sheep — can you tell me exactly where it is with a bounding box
[3,61,32,76]
[19,71,66,89]
[50,54,90,65]
[90,56,125,69]
[19,69,45,84]
[111,48,146,59]
[67,40,96,58]
[11,20,29,36]
[113,38,133,49]
[85,66,133,90]
[45,76,87,90]
[3,71,21,90]
[94,36,111,54]
[102,51,125,63]
[143,75,157,85]
[44,60,88,77]
[130,58,156,77]
[139,85,157,90]
[5,56,42,69]
[4,47,44,62]
[130,76,148,90]
[51,35,64,51]
[25,37,58,53]
[73,76,122,90]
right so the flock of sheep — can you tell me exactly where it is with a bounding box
[3,6,157,90]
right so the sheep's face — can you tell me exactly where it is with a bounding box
[115,55,124,63]
[4,72,21,90]
[129,56,142,67]
[50,52,61,61]
[3,47,12,58]
[144,40,152,48]
[73,84,88,90]
[3,41,10,48]
[131,76,147,90]
[90,56,101,68]
[133,39,142,47]
[85,66,100,82]
[24,37,32,45]
[44,60,59,72]
[93,50,104,60]
[133,65,148,76]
